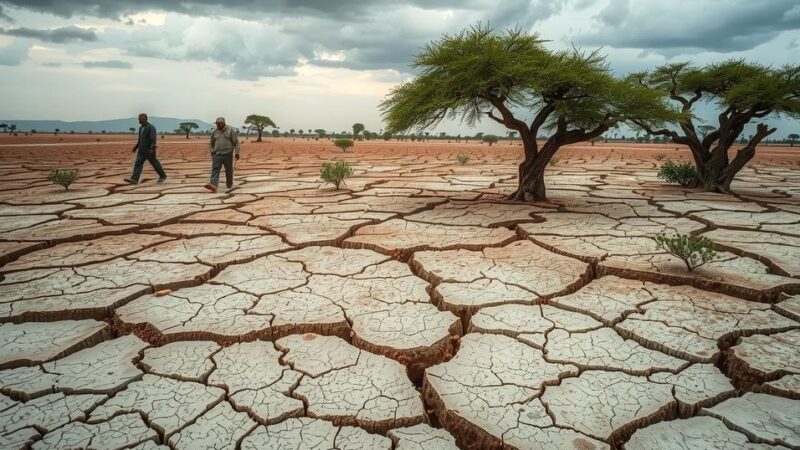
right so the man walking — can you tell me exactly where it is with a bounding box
[205,117,240,192]
[124,113,167,184]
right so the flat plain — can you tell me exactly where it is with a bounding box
[0,134,798,450]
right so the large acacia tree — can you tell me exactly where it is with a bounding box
[380,25,679,201]
[631,61,800,193]
[178,122,198,139]
[244,114,277,142]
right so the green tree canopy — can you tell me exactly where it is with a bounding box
[178,122,198,139]
[482,134,499,145]
[631,61,800,193]
[787,133,799,146]
[380,24,680,201]
[352,123,365,140]
[244,114,277,142]
[334,138,354,152]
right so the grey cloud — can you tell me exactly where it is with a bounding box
[82,59,132,68]
[0,5,10,21]
[42,61,61,66]
[580,0,800,53]
[0,39,29,65]
[0,0,565,81]
[116,0,564,80]
[0,0,499,20]
[0,25,97,42]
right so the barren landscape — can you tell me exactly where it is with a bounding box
[1,135,799,450]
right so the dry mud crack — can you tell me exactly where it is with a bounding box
[0,144,798,449]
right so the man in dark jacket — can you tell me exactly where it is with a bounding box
[124,113,167,184]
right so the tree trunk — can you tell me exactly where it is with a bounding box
[256,129,263,142]
[509,151,549,202]
[693,124,771,194]
[512,166,547,201]
[695,160,731,193]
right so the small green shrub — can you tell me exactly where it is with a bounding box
[652,232,717,272]
[333,138,354,152]
[320,161,354,189]
[654,152,667,161]
[549,156,560,166]
[657,160,697,186]
[456,153,470,165]
[47,169,78,191]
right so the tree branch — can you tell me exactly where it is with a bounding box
[486,111,505,125]
[529,103,555,137]
[721,123,776,181]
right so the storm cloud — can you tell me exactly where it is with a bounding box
[0,25,97,42]
[579,0,800,53]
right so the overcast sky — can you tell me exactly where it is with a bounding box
[0,0,798,136]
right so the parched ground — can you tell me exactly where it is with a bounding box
[1,135,799,450]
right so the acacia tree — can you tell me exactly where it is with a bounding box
[631,61,800,193]
[788,133,799,147]
[178,122,198,139]
[0,124,6,133]
[381,25,679,201]
[244,114,277,142]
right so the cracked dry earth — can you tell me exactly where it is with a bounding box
[1,139,799,450]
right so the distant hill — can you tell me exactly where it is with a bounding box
[0,117,215,133]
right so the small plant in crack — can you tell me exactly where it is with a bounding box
[652,232,718,272]
[47,169,78,190]
[320,161,354,190]
[456,153,470,165]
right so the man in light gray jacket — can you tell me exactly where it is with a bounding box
[205,117,240,193]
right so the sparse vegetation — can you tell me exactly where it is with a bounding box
[657,159,697,186]
[654,152,667,161]
[549,156,560,166]
[320,161,354,189]
[652,232,717,272]
[456,153,470,165]
[334,138,354,152]
[47,169,78,191]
